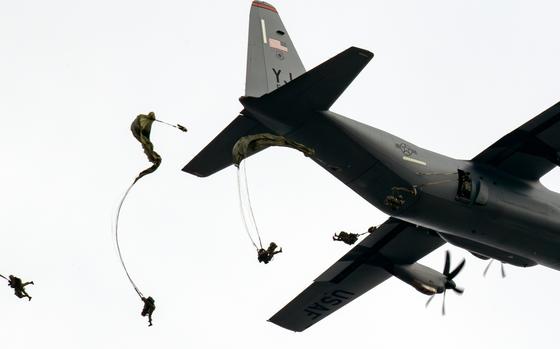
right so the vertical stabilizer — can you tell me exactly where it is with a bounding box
[186,1,360,178]
[246,1,306,97]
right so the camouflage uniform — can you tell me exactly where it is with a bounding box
[257,242,283,264]
[141,296,156,327]
[8,275,33,301]
[332,231,359,245]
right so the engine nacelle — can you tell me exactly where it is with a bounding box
[384,262,447,295]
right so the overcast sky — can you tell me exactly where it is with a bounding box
[2,1,560,348]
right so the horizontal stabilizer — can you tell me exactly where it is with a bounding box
[184,47,373,177]
[262,46,373,111]
[239,47,373,133]
[182,115,270,177]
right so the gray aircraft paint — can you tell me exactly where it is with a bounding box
[245,1,305,97]
[184,0,560,332]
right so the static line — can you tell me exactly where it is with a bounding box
[261,19,267,44]
[237,163,258,250]
[403,156,427,166]
[114,181,144,299]
[241,161,263,249]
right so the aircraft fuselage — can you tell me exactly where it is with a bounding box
[274,110,560,271]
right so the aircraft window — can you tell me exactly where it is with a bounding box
[456,170,472,203]
[276,30,285,35]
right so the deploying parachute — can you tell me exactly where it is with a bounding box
[232,133,315,167]
[130,112,161,183]
[233,133,314,263]
[130,112,187,183]
[115,112,186,325]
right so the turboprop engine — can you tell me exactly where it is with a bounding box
[382,251,465,314]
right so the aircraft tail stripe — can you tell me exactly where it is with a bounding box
[252,1,277,13]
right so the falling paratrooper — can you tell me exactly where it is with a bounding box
[115,111,187,327]
[0,274,34,301]
[141,296,156,327]
[333,226,378,245]
[232,133,315,263]
[257,242,283,264]
[383,172,457,211]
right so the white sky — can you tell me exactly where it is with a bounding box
[2,0,560,348]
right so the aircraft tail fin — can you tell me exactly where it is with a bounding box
[183,2,373,178]
[184,46,373,177]
[245,1,306,97]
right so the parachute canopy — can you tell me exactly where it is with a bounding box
[232,133,315,166]
[131,112,162,183]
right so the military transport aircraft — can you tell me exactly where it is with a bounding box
[184,1,560,332]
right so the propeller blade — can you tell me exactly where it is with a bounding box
[483,259,494,277]
[501,262,506,278]
[443,250,451,276]
[425,295,435,308]
[452,286,464,295]
[442,290,446,316]
[448,258,466,280]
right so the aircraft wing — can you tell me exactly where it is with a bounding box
[473,101,560,180]
[269,218,444,332]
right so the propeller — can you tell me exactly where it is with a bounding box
[425,250,465,315]
[483,259,506,278]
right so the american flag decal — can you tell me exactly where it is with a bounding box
[269,38,288,52]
